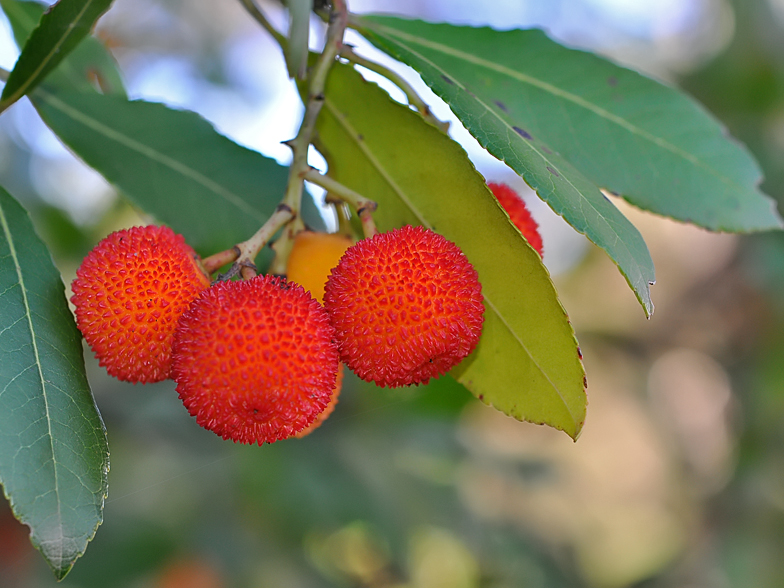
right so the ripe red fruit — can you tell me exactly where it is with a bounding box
[71,225,210,383]
[171,275,339,445]
[488,182,544,256]
[323,225,484,388]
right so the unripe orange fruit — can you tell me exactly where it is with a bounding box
[324,225,484,388]
[286,231,353,303]
[171,275,339,445]
[488,182,544,256]
[71,225,210,383]
[286,230,352,435]
[294,363,344,439]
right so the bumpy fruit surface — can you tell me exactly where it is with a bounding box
[71,225,210,383]
[286,231,353,303]
[488,182,544,256]
[324,225,484,388]
[171,275,339,445]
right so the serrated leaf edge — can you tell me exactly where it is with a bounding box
[322,93,584,433]
[356,19,779,216]
[0,195,69,574]
[352,22,655,316]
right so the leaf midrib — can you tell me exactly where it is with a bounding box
[361,19,754,195]
[322,96,579,428]
[0,198,64,561]
[34,89,265,222]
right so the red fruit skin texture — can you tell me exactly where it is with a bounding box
[324,225,484,388]
[171,275,339,445]
[71,225,210,383]
[488,182,544,256]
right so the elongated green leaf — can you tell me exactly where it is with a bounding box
[0,186,109,579]
[356,16,783,234]
[0,0,115,110]
[317,63,586,438]
[285,0,312,78]
[354,17,655,316]
[1,0,125,96]
[29,89,323,254]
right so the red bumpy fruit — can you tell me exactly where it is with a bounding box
[171,275,340,445]
[324,225,484,388]
[488,182,544,256]
[71,225,210,383]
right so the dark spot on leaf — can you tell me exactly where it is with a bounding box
[513,126,532,140]
[607,76,618,87]
[583,376,588,389]
[546,166,560,177]
[601,192,611,202]
[478,394,484,401]
[542,146,552,154]
[494,100,508,112]
[441,75,454,85]
[577,346,582,360]
[357,134,364,141]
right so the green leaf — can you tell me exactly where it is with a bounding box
[353,17,655,316]
[284,0,312,79]
[0,185,109,579]
[355,16,784,234]
[316,63,586,438]
[0,0,115,110]
[29,89,323,255]
[0,0,126,96]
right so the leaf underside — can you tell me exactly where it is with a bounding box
[357,16,783,234]
[316,62,586,438]
[355,16,668,316]
[0,186,109,579]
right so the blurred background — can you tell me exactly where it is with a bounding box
[1,0,784,586]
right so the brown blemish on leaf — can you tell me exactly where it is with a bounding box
[513,126,532,140]
[546,166,560,177]
[494,100,508,112]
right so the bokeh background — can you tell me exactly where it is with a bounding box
[1,0,784,586]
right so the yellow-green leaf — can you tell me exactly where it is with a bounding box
[316,63,586,438]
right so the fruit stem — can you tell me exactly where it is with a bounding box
[217,204,294,281]
[304,169,378,238]
[202,246,241,275]
[282,0,347,208]
[238,0,287,47]
[261,0,348,271]
[339,45,450,133]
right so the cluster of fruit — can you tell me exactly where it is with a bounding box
[70,183,539,445]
